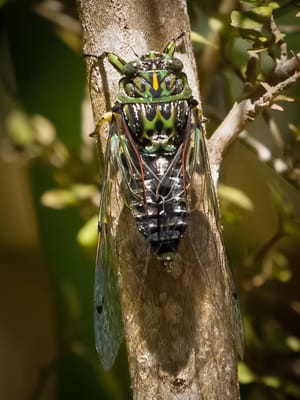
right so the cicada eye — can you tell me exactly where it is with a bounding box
[173,78,184,94]
[125,83,137,96]
[166,57,183,72]
[123,62,139,76]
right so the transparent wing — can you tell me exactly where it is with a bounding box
[94,120,124,371]
[185,106,244,358]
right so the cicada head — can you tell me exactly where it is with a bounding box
[107,41,192,102]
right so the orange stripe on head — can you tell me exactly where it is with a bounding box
[152,72,159,91]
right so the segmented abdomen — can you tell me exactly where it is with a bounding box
[120,100,191,263]
[131,153,188,262]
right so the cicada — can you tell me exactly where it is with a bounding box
[89,34,243,371]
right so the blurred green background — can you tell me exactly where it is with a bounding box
[0,0,300,399]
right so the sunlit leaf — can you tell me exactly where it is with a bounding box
[77,214,98,249]
[260,250,291,283]
[261,375,280,388]
[208,16,224,34]
[31,114,56,145]
[288,123,300,138]
[41,189,78,209]
[72,184,98,200]
[270,103,284,112]
[241,1,280,12]
[191,31,218,49]
[241,0,278,7]
[275,95,295,103]
[218,184,254,211]
[231,11,263,31]
[231,5,278,30]
[56,27,82,52]
[238,361,256,384]
[6,110,35,145]
[282,220,300,238]
[241,0,263,6]
[231,1,279,50]
[286,336,300,352]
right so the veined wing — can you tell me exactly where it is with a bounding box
[94,118,124,371]
[184,105,244,358]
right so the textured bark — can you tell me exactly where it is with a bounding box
[77,1,241,399]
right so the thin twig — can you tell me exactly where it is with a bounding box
[270,14,288,63]
[208,56,300,173]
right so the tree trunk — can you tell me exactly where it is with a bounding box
[77,1,242,398]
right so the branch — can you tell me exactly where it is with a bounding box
[208,53,300,173]
[77,1,241,399]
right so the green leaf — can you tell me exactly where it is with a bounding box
[30,114,56,145]
[288,123,300,138]
[41,188,78,209]
[238,361,256,384]
[262,251,291,282]
[218,184,254,211]
[261,375,280,388]
[284,383,300,398]
[231,2,279,50]
[231,11,263,30]
[274,191,294,220]
[282,220,300,238]
[6,110,35,145]
[286,336,300,352]
[191,31,218,49]
[77,214,98,249]
[71,184,98,201]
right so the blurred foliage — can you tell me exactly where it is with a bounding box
[1,0,300,399]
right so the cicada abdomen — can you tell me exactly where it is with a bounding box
[115,98,198,263]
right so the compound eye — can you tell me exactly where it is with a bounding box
[168,78,184,94]
[166,57,183,72]
[123,62,139,76]
[124,83,137,96]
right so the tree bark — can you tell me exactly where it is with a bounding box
[77,1,242,399]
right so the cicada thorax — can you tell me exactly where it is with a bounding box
[119,99,193,263]
[123,100,189,153]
